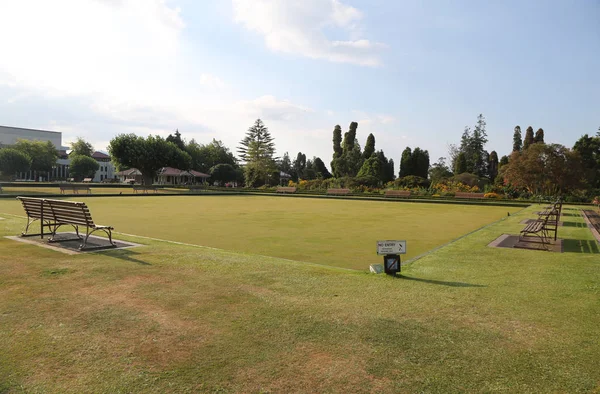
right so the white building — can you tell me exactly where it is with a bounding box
[0,125,115,182]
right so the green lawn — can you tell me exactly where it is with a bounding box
[0,198,598,393]
[0,196,521,270]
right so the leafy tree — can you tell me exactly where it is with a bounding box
[376,151,395,183]
[534,128,545,144]
[499,155,509,168]
[488,151,499,182]
[69,155,99,181]
[209,163,237,185]
[277,152,292,174]
[573,133,600,189]
[70,137,94,157]
[14,139,58,174]
[357,155,382,179]
[411,147,430,179]
[187,139,237,173]
[109,134,192,185]
[238,119,277,186]
[455,152,468,174]
[458,114,488,176]
[331,125,343,177]
[335,122,363,177]
[312,157,332,179]
[0,148,31,178]
[167,129,186,151]
[399,147,412,178]
[292,152,307,180]
[523,126,535,150]
[513,126,522,152]
[362,133,375,160]
[502,143,583,195]
[429,157,453,184]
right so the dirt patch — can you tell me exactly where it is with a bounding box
[488,234,563,253]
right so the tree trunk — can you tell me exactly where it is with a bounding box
[143,174,153,186]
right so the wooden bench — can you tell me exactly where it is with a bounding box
[384,190,411,198]
[454,192,485,199]
[133,185,158,194]
[519,209,557,250]
[82,178,92,183]
[327,188,351,196]
[59,185,92,195]
[539,200,562,219]
[0,185,3,194]
[16,197,116,250]
[276,186,297,194]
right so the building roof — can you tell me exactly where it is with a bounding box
[189,170,210,178]
[92,151,110,159]
[115,168,142,176]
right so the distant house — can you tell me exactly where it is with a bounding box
[91,151,115,182]
[155,167,210,185]
[115,168,143,184]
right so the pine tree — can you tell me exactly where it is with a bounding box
[166,129,185,151]
[238,119,277,186]
[534,128,545,144]
[523,126,535,150]
[363,133,375,160]
[455,152,467,174]
[512,126,522,152]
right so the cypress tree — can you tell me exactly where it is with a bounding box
[363,133,376,160]
[399,147,412,178]
[512,126,522,152]
[534,128,545,144]
[523,126,535,150]
[488,151,499,182]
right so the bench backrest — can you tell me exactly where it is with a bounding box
[17,197,50,220]
[17,197,94,227]
[46,199,94,227]
[327,188,350,195]
[385,190,411,197]
[276,187,297,193]
[455,192,485,198]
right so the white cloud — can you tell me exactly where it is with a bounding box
[232,0,387,66]
[199,74,226,88]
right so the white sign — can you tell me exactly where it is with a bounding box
[376,240,406,255]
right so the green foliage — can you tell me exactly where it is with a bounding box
[14,139,58,173]
[311,157,332,179]
[411,147,430,179]
[399,147,412,178]
[292,152,307,181]
[186,139,237,173]
[429,157,453,184]
[332,122,363,177]
[166,129,186,151]
[238,119,277,186]
[357,155,382,179]
[573,133,600,189]
[488,151,499,182]
[69,137,94,157]
[362,133,375,160]
[502,143,583,195]
[69,155,99,181]
[458,114,488,177]
[209,164,237,184]
[499,155,509,168]
[512,126,522,152]
[452,172,485,188]
[394,175,430,189]
[534,128,545,144]
[454,152,467,174]
[108,134,191,185]
[0,148,32,177]
[277,152,292,174]
[523,126,535,150]
[332,125,342,159]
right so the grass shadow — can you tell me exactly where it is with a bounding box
[397,275,486,288]
[100,249,151,265]
[561,221,589,228]
[562,239,600,254]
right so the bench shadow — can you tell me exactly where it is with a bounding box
[561,221,588,228]
[100,249,151,265]
[396,275,486,288]
[560,213,580,217]
[562,239,600,254]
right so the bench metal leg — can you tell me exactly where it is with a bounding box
[79,227,117,250]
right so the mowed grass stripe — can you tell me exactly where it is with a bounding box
[0,196,521,270]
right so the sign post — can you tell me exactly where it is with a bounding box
[377,240,406,276]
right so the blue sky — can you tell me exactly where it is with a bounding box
[0,0,598,170]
